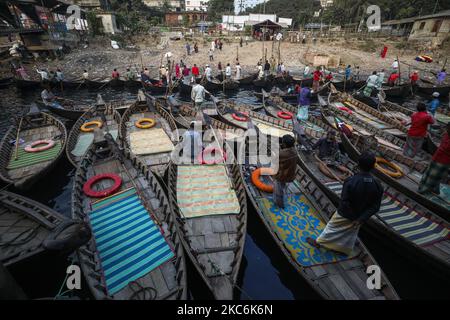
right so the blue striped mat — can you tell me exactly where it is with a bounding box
[326,182,449,246]
[89,188,174,295]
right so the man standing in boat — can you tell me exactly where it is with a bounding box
[403,102,434,159]
[297,85,311,121]
[418,123,450,196]
[307,152,384,256]
[191,78,206,111]
[273,135,298,208]
[428,92,441,116]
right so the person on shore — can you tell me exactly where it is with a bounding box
[36,68,49,81]
[280,62,286,74]
[56,68,64,82]
[194,42,198,53]
[218,61,222,75]
[391,59,399,72]
[264,60,271,78]
[273,135,298,208]
[182,65,190,77]
[410,70,419,85]
[205,64,212,81]
[225,63,232,79]
[186,42,191,56]
[428,92,441,116]
[297,85,311,121]
[257,62,264,79]
[245,35,249,45]
[306,152,383,256]
[211,40,215,52]
[191,78,206,110]
[218,40,223,51]
[208,49,214,62]
[125,68,135,80]
[312,67,322,92]
[418,123,450,195]
[159,65,168,84]
[437,69,447,85]
[303,64,311,78]
[192,64,199,78]
[175,63,181,79]
[403,102,434,158]
[387,71,399,86]
[345,65,352,81]
[235,62,242,80]
[354,66,361,81]
[82,70,89,80]
[111,68,120,79]
[363,71,379,97]
[270,56,276,73]
[313,131,340,161]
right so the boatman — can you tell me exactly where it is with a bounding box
[297,85,311,121]
[82,70,89,80]
[312,131,340,161]
[235,63,242,80]
[192,64,200,78]
[363,71,379,97]
[410,70,419,85]
[437,69,447,85]
[225,63,232,80]
[307,152,384,256]
[345,65,352,81]
[312,67,323,92]
[419,123,450,195]
[125,68,135,80]
[273,135,298,208]
[403,102,434,158]
[205,64,212,81]
[428,92,441,116]
[182,121,203,164]
[41,86,61,108]
[191,78,206,110]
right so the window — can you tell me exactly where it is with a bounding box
[418,22,426,30]
[432,19,443,32]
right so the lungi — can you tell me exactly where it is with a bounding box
[316,212,359,256]
[273,180,287,208]
[363,85,374,97]
[403,136,424,158]
[297,105,309,121]
[418,160,449,194]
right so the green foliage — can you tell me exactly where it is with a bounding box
[86,11,102,36]
[208,0,234,21]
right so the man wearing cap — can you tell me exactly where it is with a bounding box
[428,92,441,116]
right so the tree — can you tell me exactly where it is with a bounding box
[207,0,234,22]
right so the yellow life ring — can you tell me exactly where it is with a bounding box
[375,157,403,178]
[135,118,156,129]
[80,121,102,132]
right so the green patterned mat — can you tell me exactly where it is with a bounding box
[7,141,62,170]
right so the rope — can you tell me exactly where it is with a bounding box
[129,281,158,300]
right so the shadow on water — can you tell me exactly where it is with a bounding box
[1,85,449,300]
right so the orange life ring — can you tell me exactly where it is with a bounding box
[277,111,293,120]
[24,139,55,153]
[375,157,403,178]
[83,173,122,198]
[81,121,102,132]
[198,147,227,164]
[135,118,156,129]
[232,112,248,122]
[251,167,275,193]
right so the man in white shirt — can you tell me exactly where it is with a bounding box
[56,69,64,82]
[191,79,206,110]
[182,121,203,164]
[204,64,212,81]
[36,68,49,81]
[303,65,311,78]
[391,59,399,71]
[376,69,385,89]
[82,70,89,80]
[235,63,242,80]
[257,63,264,79]
[280,63,286,74]
[225,63,232,79]
[363,71,379,97]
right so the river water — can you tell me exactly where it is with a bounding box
[1,84,449,300]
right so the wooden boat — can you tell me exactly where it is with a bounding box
[42,98,91,121]
[416,80,450,97]
[124,79,142,89]
[255,84,329,103]
[382,83,412,98]
[0,190,67,266]
[273,73,293,86]
[109,78,125,89]
[0,77,13,89]
[253,75,274,89]
[237,72,258,85]
[295,117,450,281]
[120,92,179,178]
[142,78,177,95]
[167,126,247,299]
[0,106,67,190]
[179,79,193,96]
[72,134,187,300]
[14,78,42,89]
[66,102,121,167]
[239,136,399,300]
[332,78,366,91]
[292,76,313,87]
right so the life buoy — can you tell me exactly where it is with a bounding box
[198,147,227,164]
[83,173,122,198]
[251,167,275,193]
[24,139,55,153]
[81,121,102,132]
[375,157,403,178]
[277,111,293,119]
[338,106,353,114]
[135,118,156,129]
[232,112,248,122]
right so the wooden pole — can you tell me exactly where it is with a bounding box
[397,55,401,85]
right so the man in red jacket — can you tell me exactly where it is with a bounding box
[419,123,450,195]
[312,67,322,92]
[191,64,199,77]
[403,102,434,158]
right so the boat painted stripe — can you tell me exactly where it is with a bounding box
[96,218,154,248]
[91,201,143,227]
[91,204,146,232]
[98,224,157,253]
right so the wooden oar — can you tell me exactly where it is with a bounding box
[14,117,23,160]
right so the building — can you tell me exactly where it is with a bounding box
[165,11,207,27]
[221,14,291,31]
[408,10,450,47]
[185,0,209,12]
[233,0,265,14]
[320,0,333,8]
[381,17,415,37]
[70,0,121,34]
[143,0,183,11]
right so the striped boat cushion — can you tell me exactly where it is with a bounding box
[325,182,449,246]
[7,140,62,170]
[177,165,240,218]
[89,188,174,295]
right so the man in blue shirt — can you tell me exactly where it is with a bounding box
[345,65,352,81]
[297,86,311,121]
[428,92,440,116]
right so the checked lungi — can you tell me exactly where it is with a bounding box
[316,211,360,256]
[403,136,424,158]
[418,160,449,194]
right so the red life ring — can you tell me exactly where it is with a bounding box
[198,147,227,165]
[232,112,248,122]
[24,139,55,153]
[338,106,353,114]
[277,111,293,119]
[83,173,122,198]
